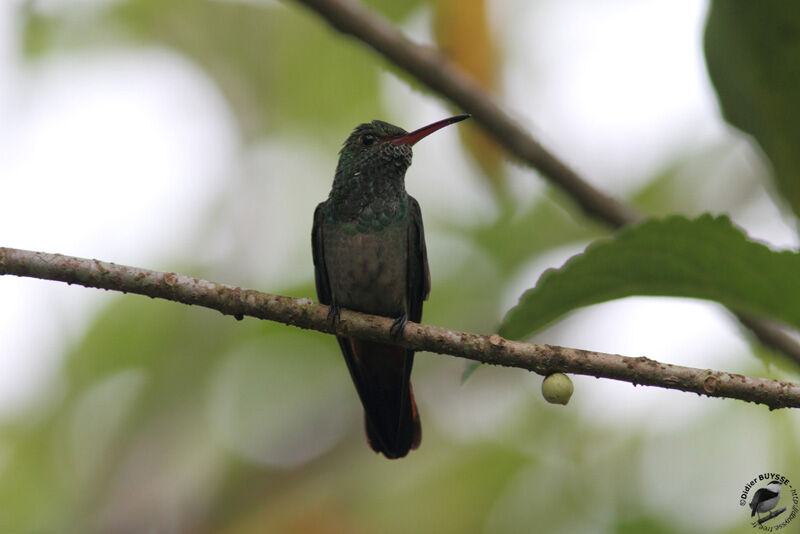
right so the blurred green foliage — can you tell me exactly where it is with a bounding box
[4,0,800,532]
[110,0,406,141]
[705,1,800,218]
[24,0,425,141]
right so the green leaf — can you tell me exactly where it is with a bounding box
[705,2,800,217]
[500,214,800,340]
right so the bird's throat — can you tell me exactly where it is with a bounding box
[329,169,409,229]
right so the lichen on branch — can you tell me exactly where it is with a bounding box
[2,246,798,410]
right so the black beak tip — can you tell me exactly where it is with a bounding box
[393,113,472,146]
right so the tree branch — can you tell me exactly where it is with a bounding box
[290,0,800,367]
[2,246,798,410]
[293,0,637,227]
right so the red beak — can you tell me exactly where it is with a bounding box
[391,114,470,146]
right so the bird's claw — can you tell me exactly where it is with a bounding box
[390,314,408,340]
[327,303,341,328]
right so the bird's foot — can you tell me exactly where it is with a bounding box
[327,303,341,328]
[390,314,408,340]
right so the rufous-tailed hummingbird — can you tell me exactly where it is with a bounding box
[312,114,469,458]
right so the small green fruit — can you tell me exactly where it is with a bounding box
[541,373,574,405]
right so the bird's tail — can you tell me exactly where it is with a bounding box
[365,383,421,459]
[339,338,421,459]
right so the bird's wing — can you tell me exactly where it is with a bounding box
[312,201,332,306]
[407,195,430,323]
[750,488,766,516]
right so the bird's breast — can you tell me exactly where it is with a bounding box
[323,222,408,317]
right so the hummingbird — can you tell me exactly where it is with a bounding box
[312,114,469,458]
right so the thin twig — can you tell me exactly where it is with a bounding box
[2,246,798,410]
[290,0,800,366]
[756,507,786,525]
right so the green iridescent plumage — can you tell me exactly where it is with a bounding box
[312,115,468,459]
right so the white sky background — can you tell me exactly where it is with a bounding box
[0,3,238,413]
[0,0,797,444]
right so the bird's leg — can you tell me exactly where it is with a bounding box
[327,302,341,329]
[390,313,408,340]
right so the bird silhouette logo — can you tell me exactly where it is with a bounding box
[738,474,798,529]
[749,480,782,521]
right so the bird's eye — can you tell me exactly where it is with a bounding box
[361,134,376,146]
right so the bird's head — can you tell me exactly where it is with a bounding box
[334,115,469,183]
[767,480,783,493]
